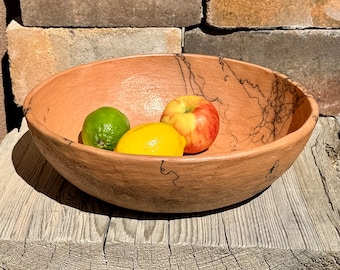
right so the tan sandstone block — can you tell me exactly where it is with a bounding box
[7,21,182,106]
[207,0,340,28]
[20,0,202,27]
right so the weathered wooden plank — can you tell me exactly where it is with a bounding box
[1,241,339,269]
[0,240,108,269]
[0,117,339,269]
[0,121,111,243]
[104,243,172,269]
[168,246,340,269]
[107,216,169,245]
[291,116,340,252]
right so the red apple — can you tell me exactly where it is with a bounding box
[160,95,220,154]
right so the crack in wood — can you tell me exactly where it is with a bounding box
[102,219,110,266]
[311,134,335,212]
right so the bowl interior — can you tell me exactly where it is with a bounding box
[25,54,315,156]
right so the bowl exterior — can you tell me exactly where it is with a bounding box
[23,54,319,213]
[26,114,314,213]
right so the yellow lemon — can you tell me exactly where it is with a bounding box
[115,122,186,156]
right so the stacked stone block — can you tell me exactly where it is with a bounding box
[20,0,202,27]
[184,29,340,116]
[206,0,340,28]
[4,0,340,138]
[7,21,182,105]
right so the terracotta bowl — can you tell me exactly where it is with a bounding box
[23,54,319,213]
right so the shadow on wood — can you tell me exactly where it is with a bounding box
[11,130,115,216]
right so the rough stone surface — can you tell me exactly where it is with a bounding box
[7,21,182,106]
[184,28,340,116]
[0,1,7,141]
[206,0,340,28]
[20,0,202,27]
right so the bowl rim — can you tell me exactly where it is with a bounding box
[23,53,319,163]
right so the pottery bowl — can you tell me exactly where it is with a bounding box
[23,54,318,213]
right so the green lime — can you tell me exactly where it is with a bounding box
[81,106,130,150]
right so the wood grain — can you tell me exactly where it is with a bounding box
[0,117,339,269]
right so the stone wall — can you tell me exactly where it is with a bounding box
[3,0,340,141]
[1,0,22,142]
[0,0,6,141]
